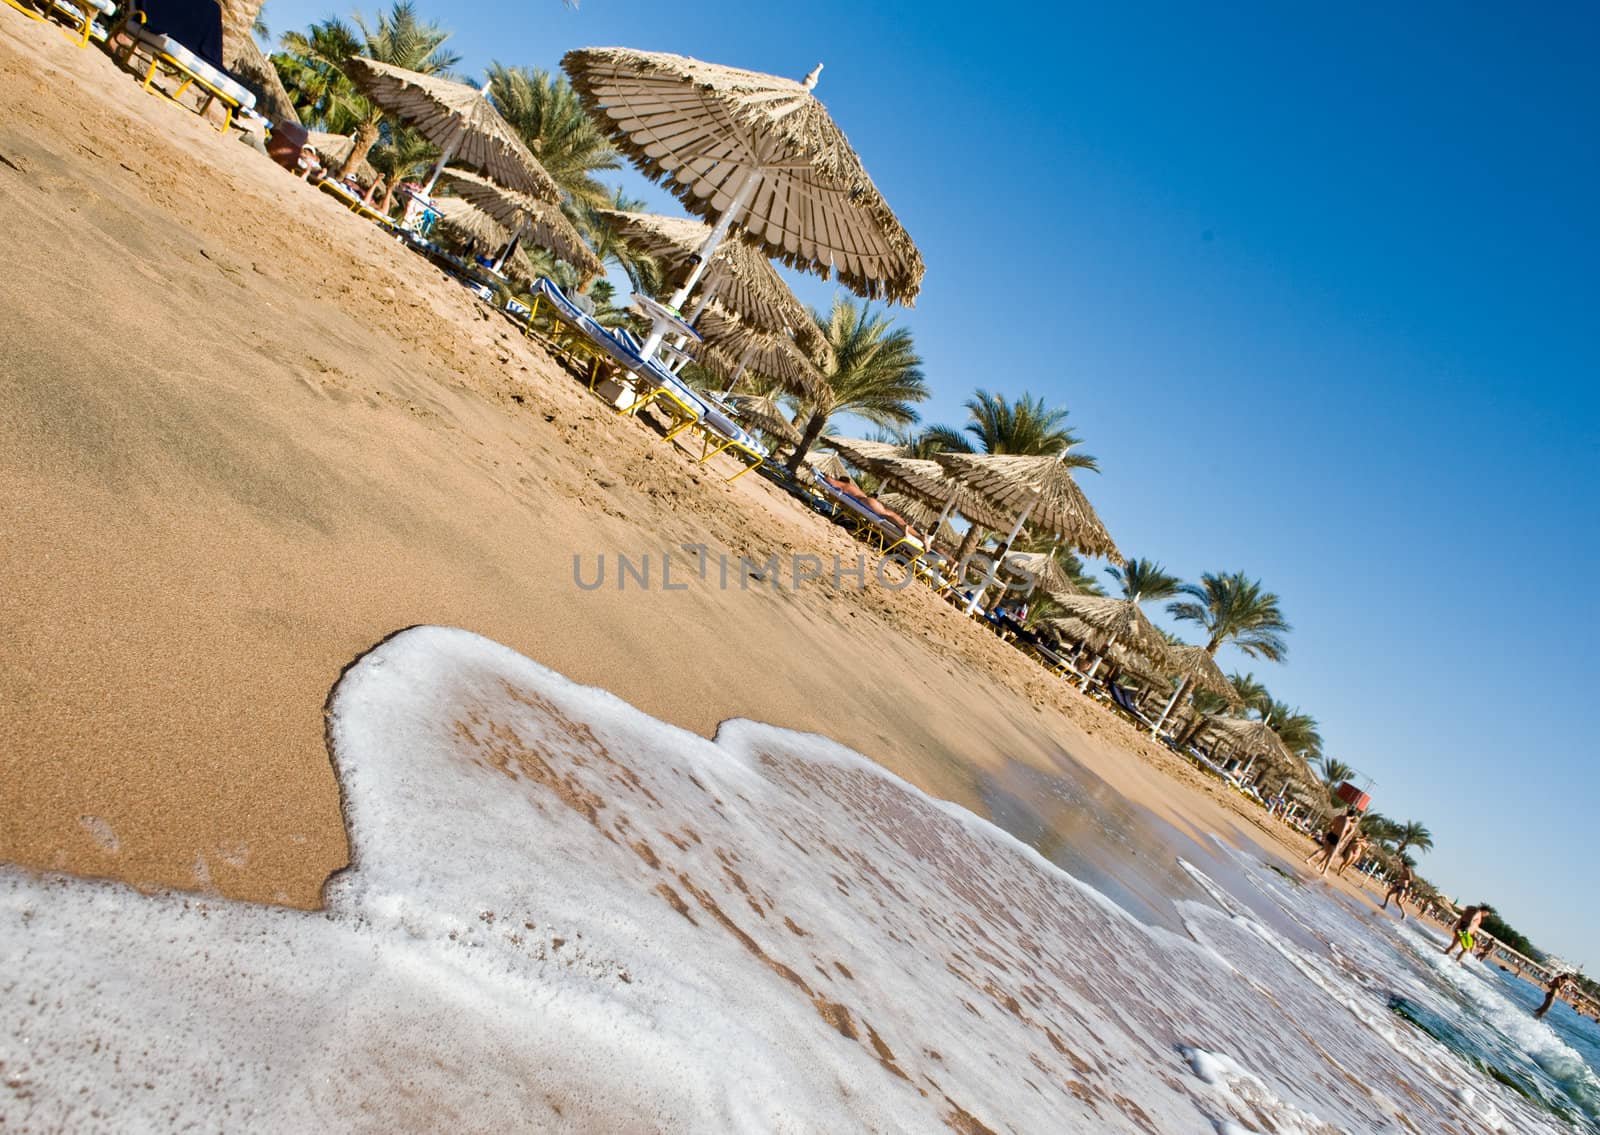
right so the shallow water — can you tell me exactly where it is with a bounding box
[2,626,1594,1132]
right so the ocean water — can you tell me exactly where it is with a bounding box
[1,625,1595,1132]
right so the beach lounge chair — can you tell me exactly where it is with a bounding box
[4,0,117,46]
[116,0,256,132]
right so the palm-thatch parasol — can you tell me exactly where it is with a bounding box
[721,393,800,446]
[820,436,906,472]
[935,451,1122,614]
[344,58,561,202]
[865,454,1020,535]
[1038,594,1170,686]
[693,304,823,399]
[1199,716,1314,788]
[1000,551,1078,598]
[439,169,601,278]
[1149,645,1241,736]
[431,199,535,279]
[563,47,924,364]
[592,210,822,353]
[802,450,849,480]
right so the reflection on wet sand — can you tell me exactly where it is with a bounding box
[977,749,1327,953]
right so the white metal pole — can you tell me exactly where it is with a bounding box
[492,219,529,273]
[667,168,761,311]
[1151,678,1186,736]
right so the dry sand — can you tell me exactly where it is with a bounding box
[0,19,1383,917]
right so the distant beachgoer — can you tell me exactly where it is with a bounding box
[1304,810,1359,877]
[1444,905,1492,964]
[1535,971,1575,1020]
[1381,864,1413,919]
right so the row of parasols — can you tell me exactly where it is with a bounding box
[817,435,1320,797]
[333,48,1314,799]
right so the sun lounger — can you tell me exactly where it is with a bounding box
[5,0,117,46]
[117,3,256,132]
[317,179,398,230]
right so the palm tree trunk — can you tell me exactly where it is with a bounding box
[339,119,382,180]
[952,525,986,585]
[785,410,830,475]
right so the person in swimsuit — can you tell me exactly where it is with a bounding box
[1334,832,1370,877]
[1444,905,1491,964]
[1381,863,1413,920]
[1535,970,1575,1020]
[1304,810,1359,877]
[822,475,924,541]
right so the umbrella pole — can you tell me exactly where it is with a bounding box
[420,134,464,198]
[1151,676,1190,736]
[1082,630,1116,687]
[962,502,1032,615]
[720,340,761,397]
[666,168,762,312]
[492,219,529,273]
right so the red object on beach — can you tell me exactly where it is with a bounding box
[1335,782,1371,812]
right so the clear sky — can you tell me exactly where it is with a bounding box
[262,0,1600,967]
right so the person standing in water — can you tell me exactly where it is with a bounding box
[1535,970,1575,1020]
[1444,904,1492,964]
[1305,810,1360,877]
[1381,863,1414,919]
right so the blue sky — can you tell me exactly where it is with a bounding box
[263,0,1599,967]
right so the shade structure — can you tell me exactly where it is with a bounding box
[693,304,823,398]
[802,450,849,480]
[439,169,602,278]
[1200,716,1315,787]
[819,436,905,472]
[1147,644,1240,736]
[864,454,1019,534]
[1040,594,1171,676]
[593,209,821,346]
[1166,646,1240,705]
[564,47,924,310]
[431,199,538,279]
[345,57,561,202]
[934,453,1121,565]
[722,393,800,445]
[1000,551,1079,597]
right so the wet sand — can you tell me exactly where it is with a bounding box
[0,18,1370,916]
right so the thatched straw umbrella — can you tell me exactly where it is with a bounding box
[344,58,561,201]
[438,169,601,279]
[1198,716,1313,789]
[1000,551,1078,599]
[692,304,823,399]
[934,451,1122,614]
[1038,593,1170,686]
[802,451,849,480]
[431,198,534,276]
[722,394,800,447]
[1149,645,1241,736]
[592,210,823,353]
[563,47,923,362]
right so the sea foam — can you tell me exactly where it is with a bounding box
[0,626,1573,1132]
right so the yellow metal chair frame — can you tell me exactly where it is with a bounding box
[120,13,243,133]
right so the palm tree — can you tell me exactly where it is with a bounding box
[1106,558,1181,604]
[276,2,460,178]
[1392,820,1434,859]
[1316,757,1354,793]
[784,297,928,473]
[1164,573,1290,742]
[1261,698,1322,762]
[484,63,621,212]
[920,390,1098,570]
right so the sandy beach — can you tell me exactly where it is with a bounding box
[0,19,1344,912]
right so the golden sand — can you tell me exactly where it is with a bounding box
[0,20,1384,916]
